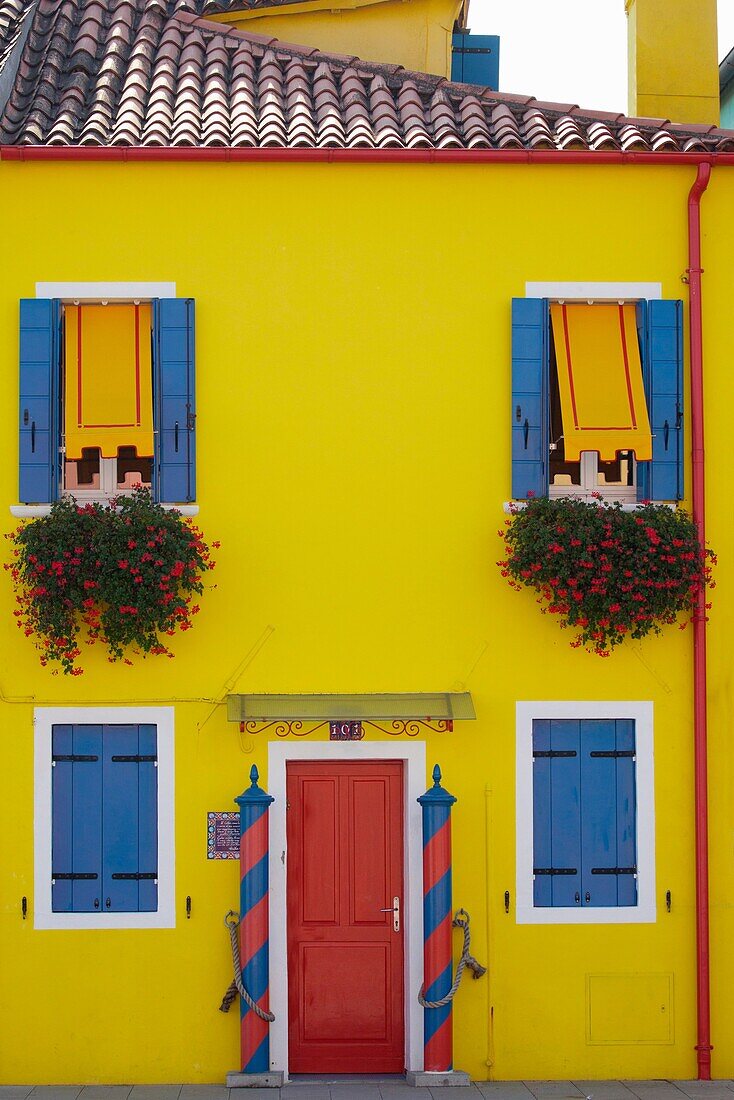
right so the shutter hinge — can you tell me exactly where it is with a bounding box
[52,754,99,762]
[52,873,98,880]
[589,750,635,758]
[111,755,157,762]
[591,866,637,875]
[111,873,157,880]
[533,867,578,876]
[533,750,577,758]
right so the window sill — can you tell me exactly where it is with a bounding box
[11,503,199,518]
[516,903,656,925]
[503,500,676,514]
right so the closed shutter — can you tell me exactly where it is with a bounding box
[19,298,61,504]
[580,719,637,907]
[637,299,684,502]
[52,725,102,913]
[52,724,157,914]
[102,725,158,913]
[153,298,196,503]
[532,719,581,906]
[511,298,549,499]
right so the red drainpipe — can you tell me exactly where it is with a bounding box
[688,160,712,1081]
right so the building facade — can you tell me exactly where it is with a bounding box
[1,0,734,1087]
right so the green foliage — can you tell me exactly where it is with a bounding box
[498,496,715,656]
[6,488,217,675]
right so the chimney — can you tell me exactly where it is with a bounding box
[626,0,719,125]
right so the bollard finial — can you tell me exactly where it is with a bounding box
[250,764,259,786]
[432,764,442,786]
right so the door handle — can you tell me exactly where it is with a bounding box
[380,896,400,932]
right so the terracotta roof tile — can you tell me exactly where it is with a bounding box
[1,0,734,153]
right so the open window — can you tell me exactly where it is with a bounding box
[19,297,196,506]
[511,297,683,503]
[62,303,154,502]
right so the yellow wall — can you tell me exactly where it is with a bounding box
[211,0,461,78]
[0,159,732,1084]
[626,0,720,124]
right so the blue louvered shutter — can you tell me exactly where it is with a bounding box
[533,719,581,906]
[19,299,61,504]
[579,719,637,907]
[637,299,684,502]
[153,298,196,503]
[52,725,103,913]
[451,33,499,89]
[102,725,158,913]
[512,298,549,499]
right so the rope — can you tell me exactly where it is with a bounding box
[219,910,276,1021]
[418,908,487,1008]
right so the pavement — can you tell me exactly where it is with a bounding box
[2,1081,734,1100]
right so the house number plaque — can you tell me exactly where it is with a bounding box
[329,721,364,741]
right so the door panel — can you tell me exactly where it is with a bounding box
[287,761,405,1073]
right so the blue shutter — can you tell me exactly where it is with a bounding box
[153,298,196,503]
[51,725,103,913]
[580,719,637,908]
[614,720,637,907]
[138,724,159,912]
[51,725,74,912]
[532,720,552,906]
[637,299,684,502]
[102,725,158,913]
[451,33,499,89]
[533,719,581,906]
[512,298,549,499]
[19,299,61,503]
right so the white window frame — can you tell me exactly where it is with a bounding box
[525,281,662,505]
[516,700,656,925]
[34,706,176,930]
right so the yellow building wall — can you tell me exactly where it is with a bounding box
[211,0,461,78]
[0,160,731,1084]
[626,0,720,124]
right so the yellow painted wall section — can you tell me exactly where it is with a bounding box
[0,160,732,1084]
[626,0,720,124]
[211,0,461,78]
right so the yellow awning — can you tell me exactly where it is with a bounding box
[550,302,652,462]
[65,304,154,460]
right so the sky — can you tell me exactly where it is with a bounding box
[466,0,734,114]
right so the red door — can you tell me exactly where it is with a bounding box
[287,760,405,1073]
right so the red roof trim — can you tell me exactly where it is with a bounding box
[2,146,734,164]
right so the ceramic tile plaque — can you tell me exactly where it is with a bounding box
[207,811,240,859]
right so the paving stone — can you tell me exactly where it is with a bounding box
[668,1090,734,1100]
[331,1088,383,1100]
[179,1090,230,1100]
[476,1086,537,1100]
[129,1091,182,1100]
[29,1091,83,1100]
[572,1084,637,1100]
[78,1090,133,1100]
[524,1086,584,1099]
[621,1087,687,1100]
[428,1088,484,1099]
[0,1090,34,1100]
[281,1088,331,1100]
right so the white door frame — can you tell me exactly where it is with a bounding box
[267,740,427,1079]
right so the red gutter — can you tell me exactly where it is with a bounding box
[688,160,712,1081]
[1,145,734,164]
